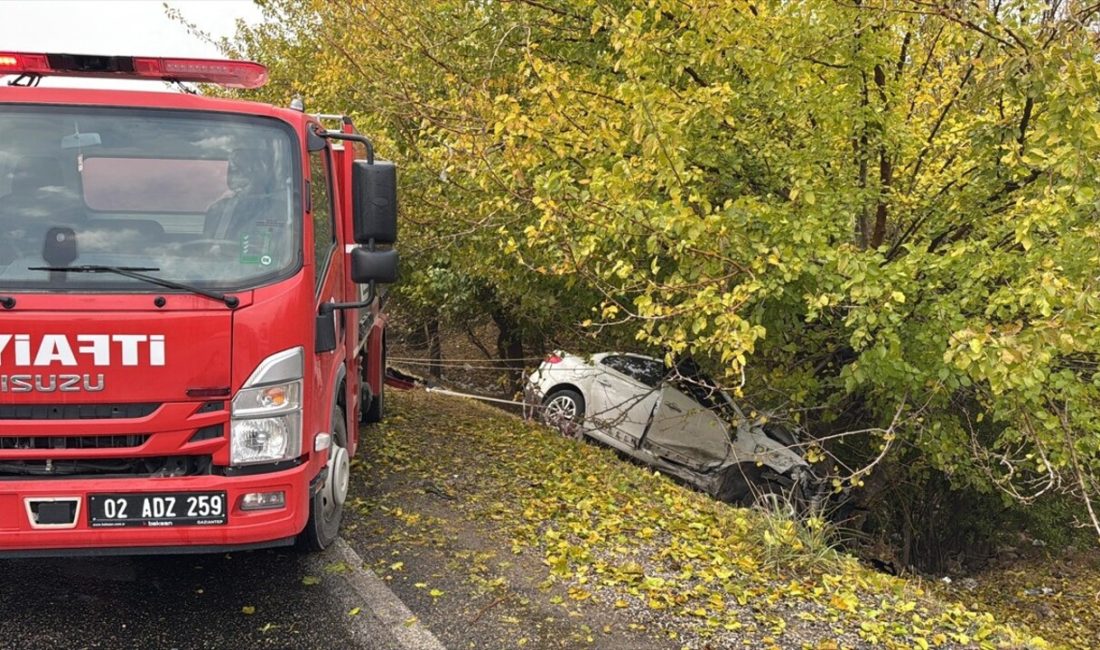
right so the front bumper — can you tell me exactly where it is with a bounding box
[0,462,315,557]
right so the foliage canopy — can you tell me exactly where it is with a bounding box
[223,0,1100,539]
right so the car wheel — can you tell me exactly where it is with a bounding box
[298,405,350,552]
[718,464,800,516]
[541,388,585,439]
[744,480,800,517]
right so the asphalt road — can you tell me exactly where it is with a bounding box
[0,544,424,650]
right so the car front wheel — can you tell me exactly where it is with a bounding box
[718,464,802,517]
[744,481,799,517]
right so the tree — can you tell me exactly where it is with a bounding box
[217,0,601,386]
[217,0,1100,541]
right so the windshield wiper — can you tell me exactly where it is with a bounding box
[27,265,239,308]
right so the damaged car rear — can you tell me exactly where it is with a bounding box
[525,352,826,513]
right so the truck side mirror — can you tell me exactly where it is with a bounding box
[351,247,399,284]
[352,160,397,245]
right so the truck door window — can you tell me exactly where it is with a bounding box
[309,149,336,289]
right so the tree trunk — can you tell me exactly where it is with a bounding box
[426,318,442,379]
[490,308,525,395]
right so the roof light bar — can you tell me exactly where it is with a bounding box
[0,52,268,89]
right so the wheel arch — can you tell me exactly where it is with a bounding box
[331,364,350,452]
[366,318,387,398]
[543,382,585,404]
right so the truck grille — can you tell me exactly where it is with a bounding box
[0,455,213,479]
[0,403,160,420]
[0,434,150,451]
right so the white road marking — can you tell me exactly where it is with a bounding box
[320,538,447,650]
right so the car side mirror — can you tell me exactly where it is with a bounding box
[352,160,396,245]
[350,247,398,284]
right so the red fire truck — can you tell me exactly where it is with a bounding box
[0,53,398,556]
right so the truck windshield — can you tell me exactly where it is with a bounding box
[0,105,300,292]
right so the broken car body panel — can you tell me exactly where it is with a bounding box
[526,352,817,505]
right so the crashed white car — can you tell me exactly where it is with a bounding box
[525,352,822,510]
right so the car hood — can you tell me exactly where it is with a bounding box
[732,423,808,474]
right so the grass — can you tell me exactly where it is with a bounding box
[356,389,1055,649]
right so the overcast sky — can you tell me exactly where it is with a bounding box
[0,0,264,90]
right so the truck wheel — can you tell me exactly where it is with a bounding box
[299,406,350,551]
[363,337,386,424]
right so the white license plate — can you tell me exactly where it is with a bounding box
[88,491,227,528]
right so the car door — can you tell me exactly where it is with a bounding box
[641,383,731,472]
[586,355,664,447]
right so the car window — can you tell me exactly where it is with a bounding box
[600,355,666,388]
[671,358,741,416]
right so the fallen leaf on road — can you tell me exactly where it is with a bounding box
[324,561,349,574]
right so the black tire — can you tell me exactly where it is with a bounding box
[715,464,755,504]
[541,388,585,438]
[717,464,799,516]
[363,336,386,424]
[743,480,795,515]
[298,405,349,552]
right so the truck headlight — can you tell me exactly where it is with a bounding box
[231,348,304,466]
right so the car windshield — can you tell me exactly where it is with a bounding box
[0,105,300,292]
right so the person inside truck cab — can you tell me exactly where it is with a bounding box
[203,148,279,239]
[198,147,290,266]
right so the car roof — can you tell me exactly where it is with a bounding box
[567,351,661,364]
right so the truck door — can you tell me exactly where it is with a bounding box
[309,144,346,432]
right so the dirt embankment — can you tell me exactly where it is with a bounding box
[339,390,1055,649]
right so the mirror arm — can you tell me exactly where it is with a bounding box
[320,280,376,316]
[322,237,381,316]
[317,129,375,164]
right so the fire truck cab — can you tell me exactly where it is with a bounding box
[0,53,398,556]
